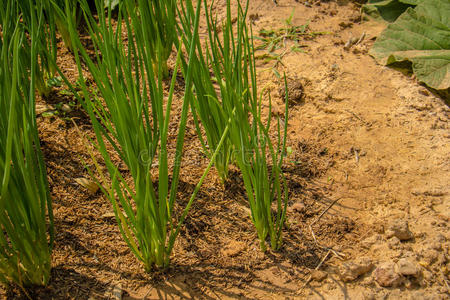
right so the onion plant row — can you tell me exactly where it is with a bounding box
[0,0,54,288]
[2,0,74,96]
[0,0,291,288]
[59,0,232,270]
[179,0,289,251]
[177,0,233,181]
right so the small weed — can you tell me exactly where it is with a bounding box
[47,76,63,88]
[255,11,328,70]
[59,89,74,96]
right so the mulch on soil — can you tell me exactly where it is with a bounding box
[1,2,364,299]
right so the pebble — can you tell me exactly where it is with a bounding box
[387,236,401,249]
[429,241,443,251]
[339,257,374,282]
[310,270,328,282]
[291,202,306,213]
[361,234,382,249]
[396,258,420,277]
[374,262,403,287]
[102,212,116,219]
[61,103,72,113]
[401,251,416,259]
[421,249,439,265]
[221,240,246,257]
[418,88,430,97]
[385,219,414,241]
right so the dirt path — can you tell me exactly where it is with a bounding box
[2,1,448,299]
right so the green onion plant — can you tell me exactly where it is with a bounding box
[218,1,289,251]
[50,0,81,52]
[181,0,289,251]
[132,0,177,79]
[176,0,238,181]
[7,0,59,96]
[62,0,227,270]
[0,1,54,287]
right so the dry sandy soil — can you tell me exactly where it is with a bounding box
[1,0,449,299]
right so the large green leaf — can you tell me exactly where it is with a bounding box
[400,0,422,4]
[362,0,416,22]
[369,0,450,90]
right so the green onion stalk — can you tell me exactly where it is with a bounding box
[132,0,177,79]
[201,0,289,251]
[7,0,60,96]
[61,0,227,270]
[176,0,235,181]
[0,0,54,287]
[51,0,82,52]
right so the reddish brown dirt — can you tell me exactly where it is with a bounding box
[2,0,449,299]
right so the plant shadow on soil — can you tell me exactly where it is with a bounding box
[5,266,109,300]
[3,7,364,296]
[4,58,363,300]
[2,130,361,299]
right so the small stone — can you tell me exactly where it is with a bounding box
[362,290,375,300]
[429,241,443,251]
[292,202,306,213]
[339,257,374,282]
[361,234,382,249]
[221,240,246,257]
[422,249,439,265]
[279,78,304,104]
[396,258,420,277]
[271,103,284,117]
[418,88,430,96]
[61,103,72,113]
[374,262,403,287]
[388,236,401,249]
[310,270,328,282]
[422,270,433,282]
[102,212,116,219]
[385,220,414,241]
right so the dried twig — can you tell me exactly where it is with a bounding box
[355,32,366,45]
[308,197,345,259]
[299,250,332,293]
[143,285,154,299]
